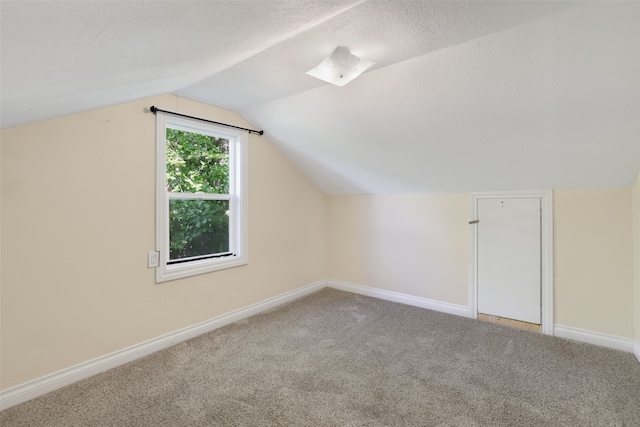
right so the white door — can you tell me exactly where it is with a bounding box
[477,198,541,324]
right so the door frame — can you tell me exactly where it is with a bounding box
[469,190,554,335]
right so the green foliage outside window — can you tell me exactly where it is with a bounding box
[166,128,230,260]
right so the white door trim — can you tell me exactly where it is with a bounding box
[469,190,554,335]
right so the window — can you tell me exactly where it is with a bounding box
[155,112,247,282]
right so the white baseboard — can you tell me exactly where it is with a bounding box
[327,279,472,318]
[554,324,635,354]
[5,281,635,411]
[0,280,326,411]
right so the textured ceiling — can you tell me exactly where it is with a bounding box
[2,1,639,194]
[0,0,364,127]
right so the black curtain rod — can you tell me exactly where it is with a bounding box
[150,106,264,136]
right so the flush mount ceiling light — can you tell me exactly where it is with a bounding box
[306,46,374,87]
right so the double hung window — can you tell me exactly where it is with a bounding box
[155,112,247,282]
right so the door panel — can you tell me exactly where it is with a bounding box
[477,198,541,324]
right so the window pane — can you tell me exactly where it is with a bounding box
[169,199,230,261]
[166,128,229,194]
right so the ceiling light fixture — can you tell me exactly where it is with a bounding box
[306,46,374,87]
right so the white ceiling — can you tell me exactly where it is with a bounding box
[2,1,639,194]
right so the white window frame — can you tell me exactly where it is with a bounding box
[155,112,248,283]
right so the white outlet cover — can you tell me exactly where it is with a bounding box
[148,251,159,268]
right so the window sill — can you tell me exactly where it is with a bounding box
[156,255,247,283]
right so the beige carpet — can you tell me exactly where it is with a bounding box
[2,288,639,426]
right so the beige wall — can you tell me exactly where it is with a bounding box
[2,99,638,391]
[327,193,469,306]
[0,95,328,389]
[632,172,640,346]
[554,188,634,338]
[328,190,636,340]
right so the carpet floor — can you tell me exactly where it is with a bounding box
[2,288,639,426]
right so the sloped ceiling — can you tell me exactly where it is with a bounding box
[2,1,639,194]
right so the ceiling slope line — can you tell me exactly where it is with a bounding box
[175,0,369,92]
[225,2,586,115]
